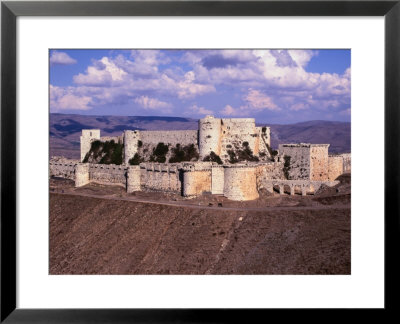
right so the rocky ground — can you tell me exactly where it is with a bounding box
[49,174,351,274]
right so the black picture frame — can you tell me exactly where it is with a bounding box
[1,0,399,322]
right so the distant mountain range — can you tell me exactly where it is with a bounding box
[50,113,350,159]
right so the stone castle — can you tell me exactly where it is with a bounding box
[50,116,351,201]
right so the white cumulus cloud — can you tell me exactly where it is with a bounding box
[50,51,77,65]
[134,96,172,111]
[50,85,92,111]
[186,104,213,116]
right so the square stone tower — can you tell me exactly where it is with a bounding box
[278,143,329,180]
[80,129,100,162]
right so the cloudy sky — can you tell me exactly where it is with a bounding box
[50,49,350,124]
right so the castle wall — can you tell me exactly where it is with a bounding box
[182,162,213,197]
[139,163,182,193]
[75,163,90,187]
[127,166,141,193]
[310,145,329,181]
[140,130,198,146]
[340,153,351,173]
[100,135,124,144]
[328,156,344,181]
[49,161,77,180]
[88,164,126,186]
[80,129,100,162]
[199,116,222,158]
[256,162,285,190]
[278,144,311,180]
[123,130,140,165]
[211,166,224,195]
[219,118,259,161]
[223,165,259,201]
[183,170,212,197]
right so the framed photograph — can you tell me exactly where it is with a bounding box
[1,0,399,322]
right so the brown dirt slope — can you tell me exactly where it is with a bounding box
[50,193,350,275]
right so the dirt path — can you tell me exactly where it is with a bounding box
[50,190,350,212]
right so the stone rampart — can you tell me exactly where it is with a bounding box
[340,153,351,173]
[49,161,77,180]
[140,130,198,146]
[88,164,127,186]
[310,145,329,181]
[223,164,259,201]
[127,166,141,193]
[278,144,311,180]
[256,161,285,190]
[75,163,90,187]
[182,169,212,197]
[328,155,344,181]
[181,162,213,197]
[211,166,224,195]
[139,163,182,193]
[220,118,260,160]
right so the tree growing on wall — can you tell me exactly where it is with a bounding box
[202,151,223,164]
[149,142,169,163]
[83,140,124,165]
[283,155,291,179]
[228,142,259,164]
[169,144,199,163]
[129,153,143,165]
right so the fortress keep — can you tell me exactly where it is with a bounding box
[51,116,351,201]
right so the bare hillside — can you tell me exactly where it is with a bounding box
[49,176,351,275]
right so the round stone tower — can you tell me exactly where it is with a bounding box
[199,115,222,159]
[124,130,140,165]
[223,164,259,201]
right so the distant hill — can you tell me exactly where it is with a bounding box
[50,114,350,159]
[267,120,351,154]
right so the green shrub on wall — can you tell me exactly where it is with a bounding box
[82,140,124,165]
[283,155,291,179]
[227,143,259,164]
[129,153,143,165]
[149,142,169,163]
[202,151,223,164]
[169,143,199,163]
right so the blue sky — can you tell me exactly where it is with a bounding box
[50,49,350,124]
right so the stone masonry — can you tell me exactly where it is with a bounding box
[50,117,350,201]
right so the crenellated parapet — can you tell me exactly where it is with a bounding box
[49,161,77,180]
